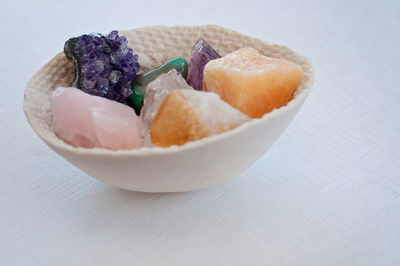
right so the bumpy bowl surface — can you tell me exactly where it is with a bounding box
[24,25,314,192]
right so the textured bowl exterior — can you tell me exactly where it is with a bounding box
[24,25,313,192]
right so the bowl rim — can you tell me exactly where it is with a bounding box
[24,24,314,158]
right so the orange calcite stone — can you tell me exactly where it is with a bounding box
[203,47,303,118]
[151,90,250,147]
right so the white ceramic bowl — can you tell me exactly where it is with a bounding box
[24,25,314,192]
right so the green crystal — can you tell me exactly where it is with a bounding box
[128,57,188,115]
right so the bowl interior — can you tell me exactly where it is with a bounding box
[24,25,313,155]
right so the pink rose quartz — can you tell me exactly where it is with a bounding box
[51,87,142,150]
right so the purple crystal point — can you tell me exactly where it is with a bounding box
[187,38,221,91]
[64,30,140,103]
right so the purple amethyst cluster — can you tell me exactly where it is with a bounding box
[64,30,140,103]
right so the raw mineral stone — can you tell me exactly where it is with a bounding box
[203,47,303,118]
[150,89,250,147]
[128,57,188,115]
[140,69,193,146]
[187,38,220,91]
[64,30,140,103]
[51,87,143,150]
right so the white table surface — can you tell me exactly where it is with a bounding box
[1,0,399,265]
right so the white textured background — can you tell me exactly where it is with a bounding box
[1,0,399,265]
